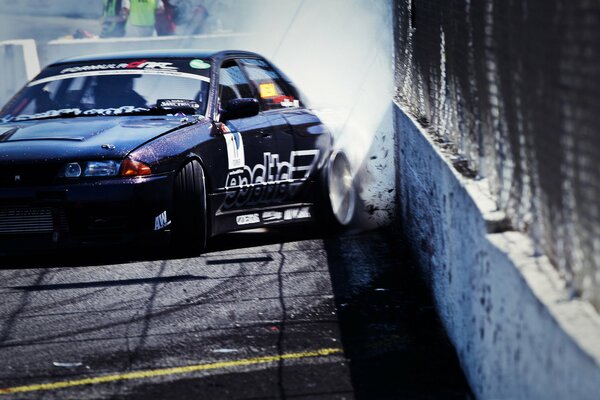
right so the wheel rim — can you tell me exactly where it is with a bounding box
[328,152,356,226]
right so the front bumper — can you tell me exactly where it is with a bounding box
[0,172,175,251]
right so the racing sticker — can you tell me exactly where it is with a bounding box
[157,99,200,110]
[189,59,211,69]
[259,83,278,98]
[236,213,260,225]
[224,131,245,170]
[9,106,150,122]
[280,98,300,108]
[154,211,171,231]
[221,149,320,210]
[262,211,283,222]
[283,207,311,220]
[60,60,178,74]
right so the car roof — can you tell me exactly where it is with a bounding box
[49,49,262,66]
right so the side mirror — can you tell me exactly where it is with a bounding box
[220,98,259,121]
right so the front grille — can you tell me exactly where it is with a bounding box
[0,165,61,187]
[0,206,54,234]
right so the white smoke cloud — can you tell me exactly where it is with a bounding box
[0,0,396,226]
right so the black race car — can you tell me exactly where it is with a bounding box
[0,50,356,252]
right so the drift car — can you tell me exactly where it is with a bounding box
[0,50,356,251]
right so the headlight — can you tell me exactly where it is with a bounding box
[64,162,82,178]
[84,160,120,177]
[61,160,121,178]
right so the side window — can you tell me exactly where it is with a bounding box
[218,61,254,108]
[238,58,298,111]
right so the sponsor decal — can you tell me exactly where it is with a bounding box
[10,106,150,122]
[154,211,171,231]
[262,211,283,222]
[28,69,210,88]
[157,99,200,109]
[236,213,260,225]
[60,60,178,74]
[259,83,278,98]
[224,131,245,170]
[222,150,319,210]
[284,207,311,220]
[189,59,211,69]
[280,98,300,108]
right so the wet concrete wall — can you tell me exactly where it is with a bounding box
[395,102,600,399]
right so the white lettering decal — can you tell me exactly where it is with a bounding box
[236,214,260,225]
[262,211,283,222]
[11,106,150,122]
[29,70,210,87]
[221,150,320,211]
[281,99,300,108]
[60,60,178,74]
[283,207,311,220]
[154,211,171,231]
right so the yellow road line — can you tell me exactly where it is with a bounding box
[0,348,343,395]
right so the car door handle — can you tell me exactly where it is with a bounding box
[261,131,272,138]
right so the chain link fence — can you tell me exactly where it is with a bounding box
[394,0,600,308]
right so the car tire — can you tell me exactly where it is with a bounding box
[318,150,357,229]
[172,160,207,253]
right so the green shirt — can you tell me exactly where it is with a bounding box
[129,0,158,27]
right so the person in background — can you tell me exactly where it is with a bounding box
[122,0,165,37]
[100,0,127,38]
[155,0,176,36]
[170,0,209,35]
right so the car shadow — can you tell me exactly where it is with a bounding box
[0,223,329,270]
[322,229,473,399]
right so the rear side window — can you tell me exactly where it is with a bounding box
[238,58,299,111]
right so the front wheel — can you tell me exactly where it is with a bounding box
[171,160,207,253]
[320,150,357,227]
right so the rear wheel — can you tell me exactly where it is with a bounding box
[172,160,207,253]
[320,150,356,228]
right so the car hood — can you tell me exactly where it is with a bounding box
[0,116,200,163]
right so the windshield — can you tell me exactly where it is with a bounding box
[0,58,211,122]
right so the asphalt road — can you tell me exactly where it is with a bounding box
[0,227,471,399]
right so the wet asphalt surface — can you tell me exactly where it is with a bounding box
[0,227,471,399]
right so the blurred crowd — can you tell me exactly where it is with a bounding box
[100,0,209,38]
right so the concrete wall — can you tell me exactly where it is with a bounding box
[395,102,600,399]
[39,33,251,68]
[0,39,39,106]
